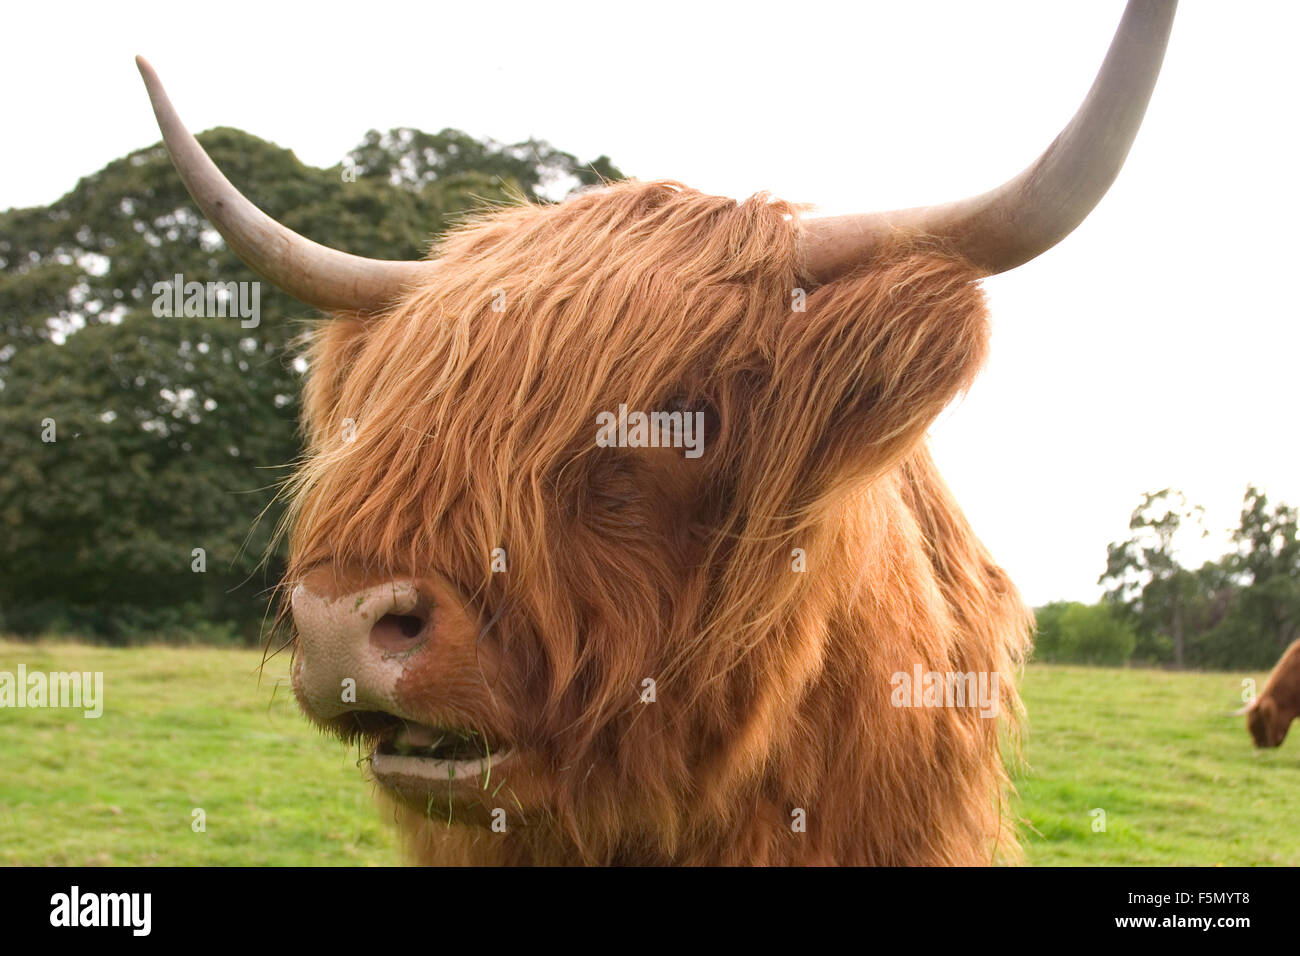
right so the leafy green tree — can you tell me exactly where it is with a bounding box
[0,310,297,639]
[1230,486,1300,647]
[1033,601,1137,666]
[1031,600,1073,662]
[1197,486,1300,668]
[1177,558,1240,668]
[1100,489,1206,667]
[0,123,624,642]
[343,127,622,202]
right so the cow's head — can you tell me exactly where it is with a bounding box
[1245,697,1290,748]
[1240,639,1300,750]
[138,0,1175,863]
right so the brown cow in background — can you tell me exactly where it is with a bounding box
[137,1,1177,865]
[1242,639,1300,748]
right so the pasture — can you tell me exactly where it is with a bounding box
[0,638,1293,866]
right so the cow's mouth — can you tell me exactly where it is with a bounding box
[370,720,511,788]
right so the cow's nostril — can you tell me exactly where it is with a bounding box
[371,612,428,652]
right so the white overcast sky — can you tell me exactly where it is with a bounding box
[5,1,1298,606]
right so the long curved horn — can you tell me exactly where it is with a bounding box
[799,0,1177,283]
[135,56,433,314]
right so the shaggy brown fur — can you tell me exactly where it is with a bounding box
[1246,639,1300,748]
[281,180,1033,865]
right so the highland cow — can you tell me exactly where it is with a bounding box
[1240,639,1300,749]
[137,0,1177,865]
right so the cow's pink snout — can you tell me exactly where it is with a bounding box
[290,580,427,721]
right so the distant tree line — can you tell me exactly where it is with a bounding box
[1034,487,1299,670]
[0,124,621,644]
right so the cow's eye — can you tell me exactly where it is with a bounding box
[665,393,721,446]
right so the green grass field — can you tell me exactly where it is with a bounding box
[0,639,1294,865]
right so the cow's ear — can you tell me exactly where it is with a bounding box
[756,251,989,488]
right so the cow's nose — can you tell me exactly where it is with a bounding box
[290,579,430,720]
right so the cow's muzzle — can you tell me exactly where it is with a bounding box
[289,575,514,795]
[290,579,430,721]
